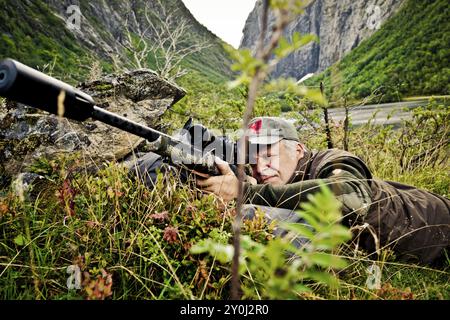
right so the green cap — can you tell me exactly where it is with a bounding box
[246,117,299,145]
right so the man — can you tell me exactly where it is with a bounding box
[195,117,450,265]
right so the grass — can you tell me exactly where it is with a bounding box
[333,257,450,300]
[0,0,448,301]
[0,157,237,299]
[0,98,448,300]
[402,95,450,101]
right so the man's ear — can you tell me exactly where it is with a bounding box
[296,143,305,160]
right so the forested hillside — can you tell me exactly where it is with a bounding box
[0,0,233,84]
[306,0,449,102]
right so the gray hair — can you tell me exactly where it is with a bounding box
[282,139,301,153]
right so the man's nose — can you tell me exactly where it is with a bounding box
[256,157,270,173]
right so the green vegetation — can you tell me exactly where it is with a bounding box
[0,0,232,85]
[306,0,450,103]
[0,161,352,299]
[0,0,449,301]
[0,0,99,83]
[0,98,448,300]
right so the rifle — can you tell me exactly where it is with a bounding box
[0,58,239,175]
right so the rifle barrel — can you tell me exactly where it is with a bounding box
[92,105,170,143]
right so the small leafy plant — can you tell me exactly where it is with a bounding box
[191,184,352,299]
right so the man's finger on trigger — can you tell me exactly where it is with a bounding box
[192,170,210,178]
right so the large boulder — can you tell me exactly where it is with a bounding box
[0,69,185,186]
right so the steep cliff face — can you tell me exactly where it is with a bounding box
[307,0,449,101]
[240,0,405,79]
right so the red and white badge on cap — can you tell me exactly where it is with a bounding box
[248,119,262,134]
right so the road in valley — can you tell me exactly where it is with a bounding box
[326,100,429,126]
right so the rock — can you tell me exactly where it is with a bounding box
[240,0,405,80]
[0,69,186,184]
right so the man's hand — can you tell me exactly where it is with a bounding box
[196,158,241,202]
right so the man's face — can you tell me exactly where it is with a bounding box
[250,140,303,186]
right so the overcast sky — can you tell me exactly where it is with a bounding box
[181,0,257,48]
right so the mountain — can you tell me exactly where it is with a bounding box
[307,0,450,101]
[0,0,233,84]
[240,0,405,79]
[241,0,449,102]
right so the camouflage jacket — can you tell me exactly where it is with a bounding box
[244,149,450,265]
